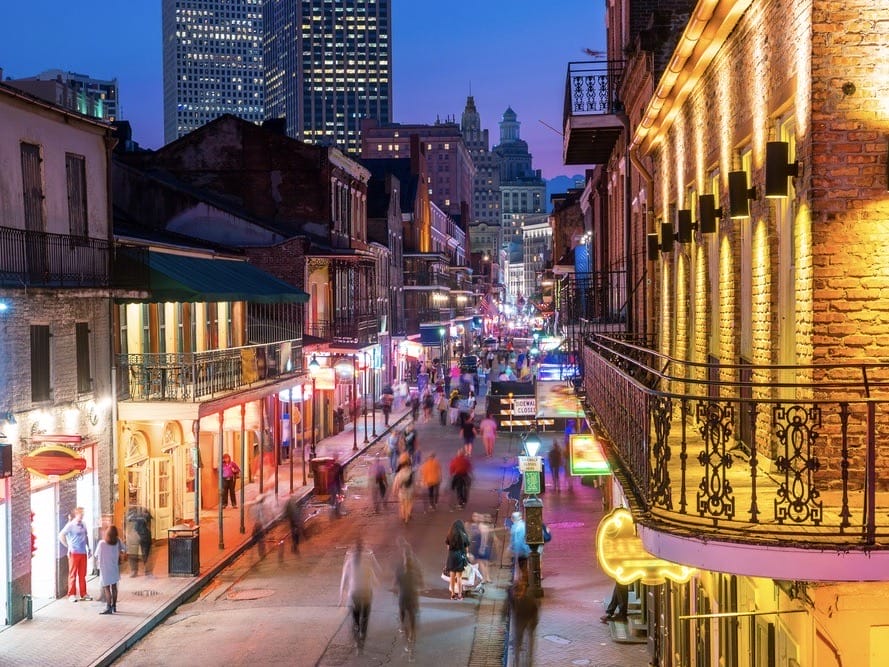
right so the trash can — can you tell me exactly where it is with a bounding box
[168,525,200,577]
[311,457,334,496]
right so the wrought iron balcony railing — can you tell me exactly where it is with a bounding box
[0,225,112,288]
[562,60,626,165]
[556,271,627,330]
[403,271,452,288]
[117,338,303,402]
[304,315,379,346]
[584,333,889,549]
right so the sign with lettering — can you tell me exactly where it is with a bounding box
[569,433,610,475]
[523,470,541,495]
[510,398,536,416]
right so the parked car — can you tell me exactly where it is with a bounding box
[460,354,479,374]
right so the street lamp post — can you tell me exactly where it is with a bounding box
[370,350,377,437]
[352,355,358,452]
[300,383,307,486]
[521,429,544,598]
[363,353,369,444]
[308,355,320,465]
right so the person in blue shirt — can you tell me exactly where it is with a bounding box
[59,507,92,601]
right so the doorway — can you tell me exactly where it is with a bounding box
[30,486,58,610]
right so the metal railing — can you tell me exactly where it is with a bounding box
[117,338,304,401]
[584,333,889,548]
[0,225,111,288]
[304,315,378,346]
[563,60,626,120]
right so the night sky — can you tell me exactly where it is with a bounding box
[0,0,604,178]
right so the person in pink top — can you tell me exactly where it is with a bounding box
[479,413,498,457]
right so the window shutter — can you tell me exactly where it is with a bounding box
[30,325,51,402]
[76,322,92,393]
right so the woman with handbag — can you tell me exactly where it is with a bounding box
[445,519,470,600]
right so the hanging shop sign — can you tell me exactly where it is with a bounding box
[568,433,610,476]
[22,444,87,480]
[596,507,696,585]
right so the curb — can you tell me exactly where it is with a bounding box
[92,413,409,667]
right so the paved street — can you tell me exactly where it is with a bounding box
[115,414,522,666]
[111,411,650,667]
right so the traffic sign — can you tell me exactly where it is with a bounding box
[518,455,543,472]
[510,397,536,416]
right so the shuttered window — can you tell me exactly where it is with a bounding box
[21,143,45,233]
[30,325,51,402]
[66,154,89,238]
[76,322,92,393]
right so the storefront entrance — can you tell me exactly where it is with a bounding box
[30,486,57,611]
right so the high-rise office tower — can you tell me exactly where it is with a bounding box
[264,0,392,155]
[5,69,119,121]
[162,0,265,143]
[461,95,501,262]
[493,107,546,247]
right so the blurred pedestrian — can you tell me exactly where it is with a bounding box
[448,389,461,425]
[480,413,498,458]
[422,387,434,423]
[58,507,92,602]
[95,525,126,615]
[449,449,473,508]
[340,539,381,654]
[369,456,389,513]
[420,452,442,510]
[286,495,305,554]
[460,416,478,457]
[393,454,415,523]
[381,385,394,426]
[548,439,563,492]
[394,538,423,661]
[509,511,531,579]
[410,390,420,421]
[437,390,448,426]
[220,453,240,508]
[251,493,268,557]
[444,520,471,600]
[600,581,630,622]
[505,568,540,664]
[469,513,494,584]
[125,504,153,576]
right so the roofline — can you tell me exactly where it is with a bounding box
[0,80,114,134]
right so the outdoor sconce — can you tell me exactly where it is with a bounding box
[698,194,723,234]
[646,233,660,261]
[765,141,799,198]
[728,170,757,219]
[677,209,693,244]
[660,221,674,253]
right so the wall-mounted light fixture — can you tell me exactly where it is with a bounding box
[660,221,674,253]
[646,233,660,261]
[698,194,723,234]
[765,141,799,198]
[1,412,15,425]
[677,209,693,244]
[728,170,757,219]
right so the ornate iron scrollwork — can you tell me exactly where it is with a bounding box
[650,395,673,509]
[696,402,736,524]
[773,404,823,524]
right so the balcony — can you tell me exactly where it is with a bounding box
[403,271,451,288]
[584,334,889,580]
[304,315,379,346]
[0,225,114,288]
[117,338,303,402]
[563,61,625,165]
[556,271,627,334]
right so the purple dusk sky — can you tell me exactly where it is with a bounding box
[0,1,604,179]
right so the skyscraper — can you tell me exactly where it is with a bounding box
[461,95,501,263]
[264,0,392,155]
[493,107,546,248]
[162,0,265,143]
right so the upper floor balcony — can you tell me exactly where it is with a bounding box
[0,224,116,288]
[563,61,626,165]
[117,338,304,402]
[584,334,889,581]
[403,270,452,288]
[555,271,627,334]
[304,315,379,347]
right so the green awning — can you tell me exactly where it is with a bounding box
[141,251,309,304]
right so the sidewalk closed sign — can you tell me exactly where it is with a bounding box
[510,398,536,416]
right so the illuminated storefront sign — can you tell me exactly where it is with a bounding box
[596,508,696,585]
[22,444,87,480]
[568,433,610,475]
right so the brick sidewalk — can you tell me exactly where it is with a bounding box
[0,407,410,667]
